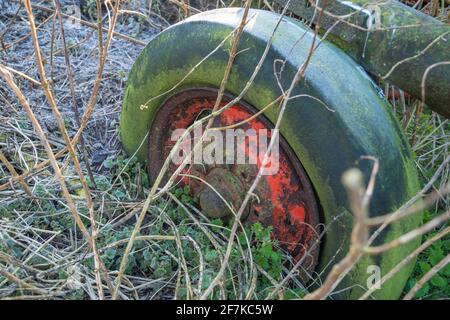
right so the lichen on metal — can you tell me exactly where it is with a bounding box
[274,0,450,118]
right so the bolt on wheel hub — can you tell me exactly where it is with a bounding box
[197,167,250,219]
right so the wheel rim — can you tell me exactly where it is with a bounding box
[148,88,321,277]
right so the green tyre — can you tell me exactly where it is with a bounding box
[120,8,422,299]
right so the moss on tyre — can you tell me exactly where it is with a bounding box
[120,8,422,299]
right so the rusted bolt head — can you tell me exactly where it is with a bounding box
[198,167,249,219]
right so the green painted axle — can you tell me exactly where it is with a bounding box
[274,0,450,118]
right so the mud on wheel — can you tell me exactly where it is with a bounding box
[120,8,422,299]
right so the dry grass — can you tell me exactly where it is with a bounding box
[0,0,448,300]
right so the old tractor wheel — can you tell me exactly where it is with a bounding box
[120,8,422,299]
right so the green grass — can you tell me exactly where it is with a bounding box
[0,0,448,299]
[404,212,450,299]
[0,153,289,299]
[394,107,449,299]
[1,105,448,299]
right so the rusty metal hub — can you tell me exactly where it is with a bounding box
[197,167,250,219]
[148,88,321,277]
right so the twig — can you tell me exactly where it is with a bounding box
[168,0,202,15]
[26,3,145,46]
[365,154,450,246]
[0,149,67,193]
[303,168,369,300]
[0,65,91,263]
[112,0,255,299]
[23,0,110,298]
[0,149,33,198]
[364,209,450,255]
[54,0,97,189]
[1,66,40,86]
[420,61,450,112]
[0,0,125,203]
[366,183,450,227]
[66,0,123,164]
[95,0,103,57]
[201,0,327,298]
[381,31,450,80]
[0,12,54,51]
[0,268,48,295]
[403,253,450,300]
[360,226,450,300]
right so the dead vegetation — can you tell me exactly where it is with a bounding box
[0,0,449,300]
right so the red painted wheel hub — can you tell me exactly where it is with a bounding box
[148,88,321,277]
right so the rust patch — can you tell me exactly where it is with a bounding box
[148,88,321,280]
